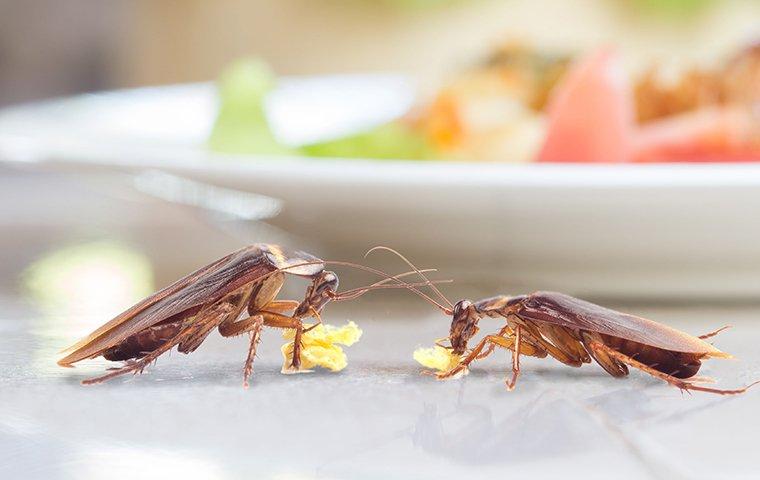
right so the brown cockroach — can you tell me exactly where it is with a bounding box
[58,243,444,386]
[370,247,759,395]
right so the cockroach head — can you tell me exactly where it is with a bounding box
[449,299,480,355]
[294,270,339,318]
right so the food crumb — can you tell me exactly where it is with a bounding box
[281,321,362,373]
[413,345,461,372]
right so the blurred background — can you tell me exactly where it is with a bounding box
[2,0,760,106]
[1,0,759,318]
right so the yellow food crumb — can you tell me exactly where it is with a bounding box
[281,321,362,373]
[413,346,461,372]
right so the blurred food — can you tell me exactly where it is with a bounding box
[209,42,760,163]
[535,48,634,163]
[300,121,432,160]
[281,321,363,373]
[208,59,295,155]
[209,58,430,159]
[634,106,760,162]
[413,43,567,162]
[635,42,760,122]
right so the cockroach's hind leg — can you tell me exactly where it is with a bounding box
[106,359,140,371]
[83,309,223,385]
[242,316,264,388]
[698,325,732,340]
[588,340,758,395]
[687,375,717,384]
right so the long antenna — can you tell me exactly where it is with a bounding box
[365,246,454,309]
[335,279,454,302]
[324,260,453,314]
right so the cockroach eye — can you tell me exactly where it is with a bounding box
[453,300,472,316]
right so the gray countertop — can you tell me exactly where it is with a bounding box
[2,296,759,480]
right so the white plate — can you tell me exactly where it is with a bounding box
[2,78,760,300]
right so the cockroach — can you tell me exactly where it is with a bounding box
[58,243,444,386]
[370,247,758,395]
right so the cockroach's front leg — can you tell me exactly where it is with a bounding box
[256,311,306,372]
[438,327,546,380]
[587,340,759,395]
[474,325,514,360]
[436,337,491,379]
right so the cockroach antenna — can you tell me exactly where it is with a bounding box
[332,269,453,302]
[324,260,454,314]
[365,246,455,312]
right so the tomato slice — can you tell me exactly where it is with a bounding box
[633,106,760,162]
[536,48,634,163]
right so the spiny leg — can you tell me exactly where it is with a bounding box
[698,325,732,340]
[218,310,297,384]
[263,300,300,313]
[581,331,629,378]
[517,317,584,368]
[475,325,514,360]
[82,313,221,385]
[505,325,522,390]
[437,329,544,380]
[250,310,305,372]
[290,324,304,371]
[180,285,255,354]
[218,300,299,337]
[436,335,493,379]
[588,340,759,395]
[303,308,323,333]
[242,316,264,388]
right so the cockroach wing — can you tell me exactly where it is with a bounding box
[58,244,325,366]
[260,244,325,277]
[516,292,729,358]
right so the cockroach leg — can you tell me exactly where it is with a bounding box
[698,325,732,340]
[245,310,305,372]
[437,336,491,379]
[242,316,264,388]
[83,319,209,384]
[290,325,304,371]
[83,300,240,384]
[218,299,298,337]
[182,285,255,353]
[505,325,522,391]
[475,344,497,360]
[180,304,236,353]
[261,300,300,313]
[303,307,323,333]
[581,332,629,378]
[475,325,514,360]
[588,340,759,395]
[517,319,584,368]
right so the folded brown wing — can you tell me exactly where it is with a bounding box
[58,244,324,366]
[515,291,729,358]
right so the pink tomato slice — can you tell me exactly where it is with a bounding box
[633,106,760,162]
[536,48,634,163]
